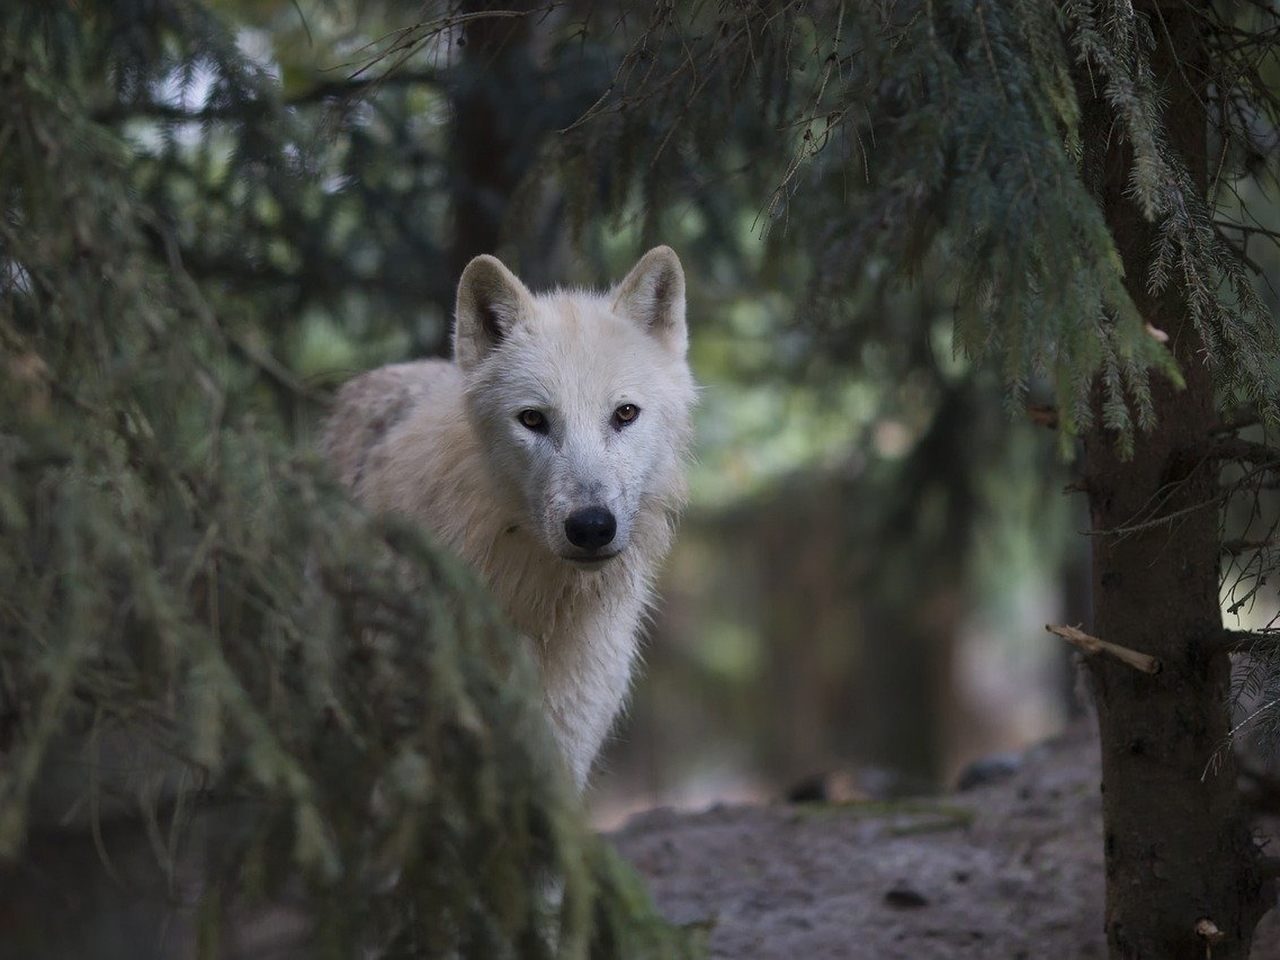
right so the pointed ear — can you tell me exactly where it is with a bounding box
[454,254,537,371]
[610,246,687,355]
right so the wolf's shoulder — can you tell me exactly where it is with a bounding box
[324,360,459,491]
[332,360,455,414]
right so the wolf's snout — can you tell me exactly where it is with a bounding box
[565,506,617,551]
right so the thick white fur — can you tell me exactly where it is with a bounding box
[324,247,696,787]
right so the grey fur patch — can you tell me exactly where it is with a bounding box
[324,363,435,494]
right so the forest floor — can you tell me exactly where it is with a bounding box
[608,722,1280,959]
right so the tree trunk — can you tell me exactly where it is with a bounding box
[1080,6,1274,957]
[448,0,534,281]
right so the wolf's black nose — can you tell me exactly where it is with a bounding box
[565,506,616,550]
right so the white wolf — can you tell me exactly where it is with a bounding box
[324,247,695,788]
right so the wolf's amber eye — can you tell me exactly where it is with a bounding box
[517,409,548,432]
[612,403,640,428]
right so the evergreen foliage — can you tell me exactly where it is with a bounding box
[545,0,1280,449]
[0,2,692,955]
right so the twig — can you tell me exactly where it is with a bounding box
[1218,628,1280,651]
[1045,623,1163,675]
[1198,437,1280,466]
[1221,536,1280,556]
[1194,918,1225,946]
[1211,409,1261,434]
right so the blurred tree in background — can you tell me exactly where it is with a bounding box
[4,0,1280,958]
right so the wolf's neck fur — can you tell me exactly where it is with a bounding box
[428,416,678,785]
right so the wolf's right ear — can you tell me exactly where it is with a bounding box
[610,246,687,356]
[454,255,536,371]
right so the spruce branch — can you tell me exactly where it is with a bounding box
[1219,628,1280,650]
[2,7,695,952]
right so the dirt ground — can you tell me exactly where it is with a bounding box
[608,724,1280,958]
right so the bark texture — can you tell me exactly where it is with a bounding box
[1080,5,1275,957]
[448,0,534,282]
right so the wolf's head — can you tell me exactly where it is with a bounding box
[454,247,696,569]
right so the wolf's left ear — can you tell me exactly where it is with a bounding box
[610,246,687,356]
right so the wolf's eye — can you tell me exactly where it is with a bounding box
[517,409,548,433]
[612,403,640,429]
